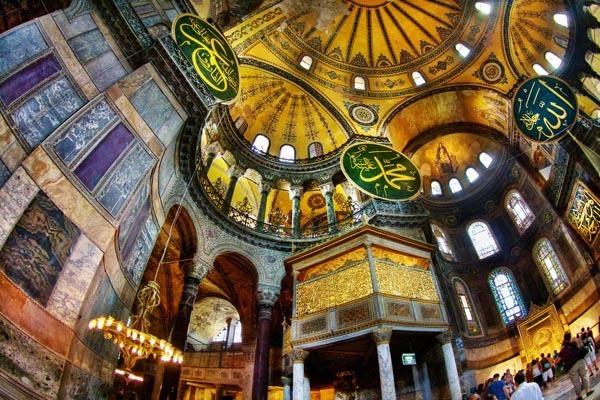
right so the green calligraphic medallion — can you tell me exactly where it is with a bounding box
[340,142,422,201]
[172,14,240,103]
[513,76,578,143]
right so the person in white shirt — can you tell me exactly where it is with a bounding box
[510,370,543,400]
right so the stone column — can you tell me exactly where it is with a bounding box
[303,376,310,400]
[290,349,309,400]
[372,327,396,400]
[419,362,432,400]
[215,384,224,400]
[256,181,273,231]
[222,165,245,213]
[157,257,210,399]
[282,376,292,400]
[252,287,279,400]
[289,186,303,238]
[437,331,461,400]
[320,183,337,232]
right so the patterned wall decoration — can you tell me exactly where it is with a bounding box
[0,192,80,306]
[566,180,600,249]
[0,23,48,75]
[296,262,372,316]
[338,301,371,328]
[301,247,366,280]
[375,261,439,301]
[473,53,506,85]
[0,314,64,398]
[370,245,429,269]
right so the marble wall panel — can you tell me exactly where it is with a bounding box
[159,139,177,195]
[0,23,48,75]
[118,181,150,258]
[124,215,159,285]
[0,160,9,188]
[46,234,103,328]
[12,76,84,149]
[84,50,127,92]
[130,80,174,132]
[57,362,111,400]
[52,98,117,165]
[74,122,134,190]
[0,191,81,306]
[0,167,39,249]
[0,53,61,106]
[68,28,111,64]
[0,313,64,398]
[54,12,96,40]
[96,141,155,215]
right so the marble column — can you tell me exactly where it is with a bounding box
[158,257,210,399]
[372,327,396,400]
[282,376,292,400]
[303,376,310,400]
[290,349,309,400]
[419,362,432,400]
[320,183,337,232]
[256,181,273,231]
[222,165,245,213]
[289,186,303,238]
[252,288,279,400]
[437,331,461,400]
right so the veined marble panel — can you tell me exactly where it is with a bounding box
[124,215,158,285]
[118,181,149,250]
[0,314,64,398]
[0,159,9,188]
[68,28,110,64]
[57,362,110,400]
[12,76,84,149]
[51,98,117,165]
[0,53,61,106]
[96,141,155,216]
[0,167,39,249]
[84,50,127,92]
[46,234,103,328]
[0,192,80,306]
[54,12,96,40]
[0,23,48,76]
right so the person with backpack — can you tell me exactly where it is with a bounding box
[555,331,595,400]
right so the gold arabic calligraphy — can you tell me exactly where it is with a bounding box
[568,182,600,243]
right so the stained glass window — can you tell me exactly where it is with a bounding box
[432,224,454,260]
[489,268,526,325]
[505,190,535,233]
[453,278,482,335]
[467,221,500,259]
[534,238,569,294]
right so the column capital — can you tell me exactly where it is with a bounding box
[289,349,309,363]
[436,330,453,345]
[256,287,279,307]
[320,182,335,196]
[372,326,393,345]
[281,376,291,386]
[289,186,303,200]
[185,254,211,280]
[228,164,246,179]
[259,181,274,193]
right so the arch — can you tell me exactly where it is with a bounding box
[533,238,569,295]
[431,180,442,195]
[431,223,454,261]
[452,277,482,336]
[505,189,535,233]
[300,54,313,70]
[353,75,367,90]
[449,177,462,193]
[467,220,500,259]
[466,167,479,183]
[252,134,270,154]
[488,267,527,325]
[279,144,295,162]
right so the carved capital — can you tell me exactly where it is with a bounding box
[289,186,303,200]
[256,287,279,308]
[259,181,273,194]
[281,376,291,386]
[320,182,335,196]
[436,330,453,345]
[371,326,393,345]
[289,349,309,363]
[228,164,246,179]
[185,254,211,280]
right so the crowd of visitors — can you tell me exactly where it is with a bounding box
[467,326,598,400]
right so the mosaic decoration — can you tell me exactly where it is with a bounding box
[347,103,378,126]
[0,192,80,306]
[473,53,506,84]
[566,180,600,245]
[340,142,421,201]
[0,23,48,76]
[172,14,240,102]
[296,262,372,316]
[513,76,578,143]
[375,261,439,301]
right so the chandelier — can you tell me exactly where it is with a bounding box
[88,280,183,380]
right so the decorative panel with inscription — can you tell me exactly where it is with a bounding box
[375,261,439,301]
[566,180,600,250]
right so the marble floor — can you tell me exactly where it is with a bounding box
[543,370,600,400]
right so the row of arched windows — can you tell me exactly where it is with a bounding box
[431,152,493,196]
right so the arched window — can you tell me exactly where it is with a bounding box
[412,71,426,86]
[489,268,526,325]
[354,76,366,90]
[252,134,269,154]
[455,43,471,58]
[475,2,491,15]
[279,144,295,162]
[431,224,454,260]
[479,152,493,168]
[449,178,462,193]
[212,321,243,348]
[545,51,562,70]
[300,55,313,70]
[505,190,535,233]
[533,238,569,294]
[553,13,568,28]
[466,167,479,183]
[533,63,549,76]
[431,180,442,195]
[308,142,324,158]
[453,278,482,335]
[467,221,500,259]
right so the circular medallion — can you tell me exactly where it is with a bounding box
[484,200,495,211]
[445,215,457,226]
[479,59,504,84]
[348,104,378,126]
[307,194,326,209]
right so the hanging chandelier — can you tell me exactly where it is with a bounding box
[88,280,183,380]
